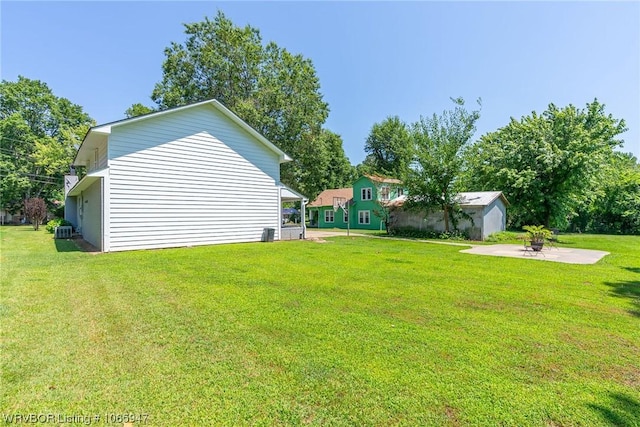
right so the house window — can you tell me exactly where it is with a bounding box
[361,187,372,201]
[380,186,390,201]
[325,210,334,223]
[343,209,348,223]
[358,210,370,225]
[397,188,404,196]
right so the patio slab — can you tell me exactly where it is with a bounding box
[460,244,609,264]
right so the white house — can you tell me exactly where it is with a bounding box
[389,191,509,240]
[64,99,306,252]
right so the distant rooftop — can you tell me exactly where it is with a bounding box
[308,188,353,207]
[364,174,402,184]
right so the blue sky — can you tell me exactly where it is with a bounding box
[2,1,639,164]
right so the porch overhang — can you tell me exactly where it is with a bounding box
[67,168,108,196]
[278,185,308,240]
[280,186,308,203]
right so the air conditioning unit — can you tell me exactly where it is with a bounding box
[55,226,73,239]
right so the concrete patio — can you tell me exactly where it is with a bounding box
[460,244,609,264]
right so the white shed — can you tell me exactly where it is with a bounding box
[389,191,509,240]
[64,99,305,252]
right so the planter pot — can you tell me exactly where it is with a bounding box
[531,241,544,251]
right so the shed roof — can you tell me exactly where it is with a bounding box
[308,188,353,207]
[456,191,509,207]
[388,191,508,208]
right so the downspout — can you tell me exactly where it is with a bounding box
[277,187,282,241]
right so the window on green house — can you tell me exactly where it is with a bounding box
[361,187,372,201]
[343,209,348,223]
[325,210,334,223]
[380,186,390,201]
[358,210,370,225]
[397,188,404,196]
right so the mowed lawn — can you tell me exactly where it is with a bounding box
[1,227,638,426]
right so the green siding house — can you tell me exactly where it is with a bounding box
[308,175,405,230]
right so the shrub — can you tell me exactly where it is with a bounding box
[24,198,47,231]
[45,218,73,234]
[388,226,469,241]
[485,231,520,242]
[437,230,469,241]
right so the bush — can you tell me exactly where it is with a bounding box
[388,226,469,241]
[437,230,469,241]
[45,218,72,234]
[485,231,520,242]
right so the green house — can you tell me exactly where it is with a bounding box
[307,175,405,230]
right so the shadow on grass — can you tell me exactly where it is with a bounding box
[54,238,99,253]
[588,392,640,426]
[623,267,640,274]
[604,278,640,318]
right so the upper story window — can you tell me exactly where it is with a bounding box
[397,188,404,197]
[380,186,390,201]
[361,187,372,201]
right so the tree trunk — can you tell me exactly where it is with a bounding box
[443,204,450,232]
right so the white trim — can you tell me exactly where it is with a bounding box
[361,187,372,201]
[358,210,370,225]
[325,210,334,223]
[379,185,390,201]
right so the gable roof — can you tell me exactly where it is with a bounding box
[307,188,353,207]
[363,174,402,184]
[73,99,292,165]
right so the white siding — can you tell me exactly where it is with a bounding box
[106,105,280,251]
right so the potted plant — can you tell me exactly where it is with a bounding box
[523,225,552,251]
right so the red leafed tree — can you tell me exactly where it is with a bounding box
[24,198,47,230]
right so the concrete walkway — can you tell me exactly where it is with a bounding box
[460,244,609,264]
[305,230,367,238]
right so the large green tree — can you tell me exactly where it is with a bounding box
[0,76,94,213]
[465,100,627,228]
[405,97,481,232]
[124,103,154,118]
[361,116,412,178]
[146,11,351,199]
[573,152,640,234]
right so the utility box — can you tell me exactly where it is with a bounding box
[55,226,73,239]
[261,228,275,242]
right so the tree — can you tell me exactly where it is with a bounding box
[0,76,94,213]
[405,97,481,232]
[574,152,640,234]
[146,11,350,198]
[124,103,154,118]
[465,99,627,228]
[24,197,46,230]
[362,116,412,178]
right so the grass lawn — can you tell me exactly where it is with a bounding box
[1,226,638,426]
